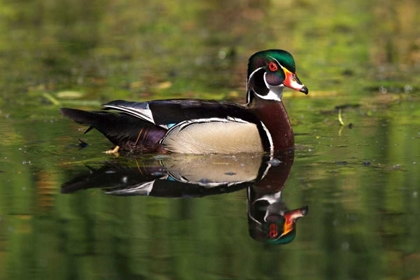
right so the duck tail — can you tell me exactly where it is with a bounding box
[60,108,166,151]
[60,108,104,132]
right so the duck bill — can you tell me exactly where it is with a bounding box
[280,206,308,237]
[283,68,308,94]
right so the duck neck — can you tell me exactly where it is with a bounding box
[249,99,294,152]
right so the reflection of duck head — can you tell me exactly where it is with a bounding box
[248,187,308,244]
[246,151,308,244]
[61,151,307,244]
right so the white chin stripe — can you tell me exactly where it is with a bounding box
[254,88,283,101]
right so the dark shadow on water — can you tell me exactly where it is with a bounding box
[61,151,308,245]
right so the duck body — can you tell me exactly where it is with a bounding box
[61,98,289,154]
[61,49,308,154]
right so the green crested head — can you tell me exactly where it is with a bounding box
[248,216,298,245]
[248,206,308,245]
[246,49,308,104]
[248,49,296,77]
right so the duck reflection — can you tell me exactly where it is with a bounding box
[61,151,307,244]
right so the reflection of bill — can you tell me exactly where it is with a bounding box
[61,151,308,244]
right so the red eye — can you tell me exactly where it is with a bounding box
[268,62,278,72]
[269,224,278,238]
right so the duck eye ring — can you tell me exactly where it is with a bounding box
[268,62,278,72]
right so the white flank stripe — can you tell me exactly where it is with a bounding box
[260,121,274,155]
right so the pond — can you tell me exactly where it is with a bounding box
[1,0,420,279]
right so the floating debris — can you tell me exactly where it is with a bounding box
[267,158,282,166]
[78,139,88,149]
[338,108,345,126]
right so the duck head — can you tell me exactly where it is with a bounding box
[246,49,308,104]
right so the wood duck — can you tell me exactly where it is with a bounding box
[60,49,308,154]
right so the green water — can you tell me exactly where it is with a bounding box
[1,0,420,279]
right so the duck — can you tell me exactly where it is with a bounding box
[60,49,308,154]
